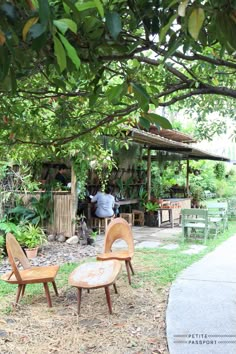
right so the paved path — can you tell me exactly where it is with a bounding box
[166,235,236,354]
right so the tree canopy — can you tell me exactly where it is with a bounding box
[0,0,236,161]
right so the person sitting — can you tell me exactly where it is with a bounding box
[55,164,68,187]
[91,185,115,218]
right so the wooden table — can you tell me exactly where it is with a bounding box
[118,198,139,213]
[68,260,122,314]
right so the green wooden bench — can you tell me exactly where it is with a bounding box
[228,198,236,219]
[181,209,209,243]
[207,202,228,232]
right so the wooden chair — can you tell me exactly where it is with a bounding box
[181,209,209,243]
[120,213,133,226]
[132,210,144,226]
[1,233,59,307]
[68,260,121,314]
[97,217,135,285]
[90,216,115,234]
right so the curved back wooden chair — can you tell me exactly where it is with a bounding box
[1,233,59,307]
[97,217,135,284]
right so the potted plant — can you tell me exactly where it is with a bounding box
[190,185,204,208]
[144,201,159,227]
[17,224,47,258]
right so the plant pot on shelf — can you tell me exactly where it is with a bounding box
[25,247,39,259]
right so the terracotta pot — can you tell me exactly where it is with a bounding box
[25,247,39,259]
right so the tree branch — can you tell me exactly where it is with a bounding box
[174,52,236,69]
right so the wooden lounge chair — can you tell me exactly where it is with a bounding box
[97,217,135,284]
[1,233,59,307]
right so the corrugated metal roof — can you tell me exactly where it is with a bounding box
[129,128,230,162]
[157,129,196,143]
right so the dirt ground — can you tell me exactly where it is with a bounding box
[0,271,169,354]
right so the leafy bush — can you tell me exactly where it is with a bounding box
[17,224,46,249]
[7,192,53,227]
[214,163,226,180]
[144,201,159,213]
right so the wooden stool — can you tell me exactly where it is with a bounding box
[120,213,133,226]
[90,216,115,233]
[68,260,122,314]
[132,210,144,226]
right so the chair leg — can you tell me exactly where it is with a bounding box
[128,261,135,275]
[21,284,26,298]
[52,281,59,296]
[15,284,23,305]
[104,286,112,314]
[43,283,52,307]
[77,288,82,314]
[113,283,118,294]
[125,260,132,285]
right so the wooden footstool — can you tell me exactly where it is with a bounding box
[68,260,122,314]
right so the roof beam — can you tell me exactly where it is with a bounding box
[148,147,193,152]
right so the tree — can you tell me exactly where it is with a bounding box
[0,0,236,157]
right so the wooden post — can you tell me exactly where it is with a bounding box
[147,148,151,200]
[71,165,77,235]
[186,159,190,197]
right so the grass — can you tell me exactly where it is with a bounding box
[0,221,236,310]
[134,220,236,286]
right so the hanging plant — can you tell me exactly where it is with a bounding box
[71,156,90,199]
[92,150,117,192]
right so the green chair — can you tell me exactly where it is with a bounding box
[207,202,228,233]
[181,209,209,244]
[228,198,236,220]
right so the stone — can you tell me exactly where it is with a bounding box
[161,244,179,250]
[57,234,66,243]
[135,241,162,249]
[182,245,207,255]
[66,236,79,245]
[0,330,7,337]
[48,234,56,242]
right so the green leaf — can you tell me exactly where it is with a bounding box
[131,82,150,112]
[58,33,80,69]
[63,2,70,14]
[53,36,67,72]
[28,23,45,40]
[38,0,50,27]
[75,1,96,12]
[53,78,66,90]
[178,0,189,17]
[150,97,159,107]
[188,8,205,40]
[1,3,16,21]
[142,113,172,129]
[94,0,104,18]
[106,12,122,40]
[139,117,150,130]
[53,19,77,34]
[160,14,177,43]
[63,0,81,17]
[106,83,124,104]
